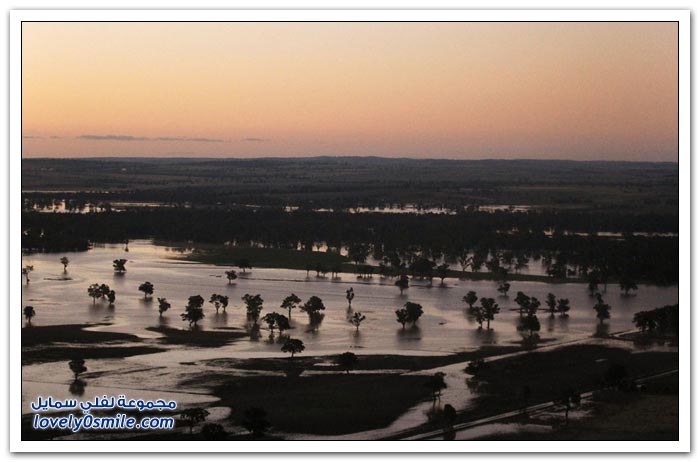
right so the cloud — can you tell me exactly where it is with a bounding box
[22,135,42,139]
[240,137,267,142]
[78,134,226,142]
[79,134,148,141]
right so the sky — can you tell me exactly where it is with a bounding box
[21,21,678,161]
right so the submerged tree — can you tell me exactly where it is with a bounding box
[346,287,355,307]
[557,298,571,317]
[68,358,87,381]
[22,265,33,285]
[619,275,638,296]
[396,301,423,329]
[181,295,205,327]
[157,297,171,317]
[497,281,511,296]
[107,290,116,307]
[301,295,326,321]
[593,293,611,325]
[209,294,229,313]
[395,308,410,329]
[242,294,264,323]
[262,312,279,335]
[112,259,127,274]
[225,270,238,284]
[462,291,478,311]
[87,283,101,304]
[60,256,70,272]
[546,293,557,317]
[479,297,500,330]
[23,305,36,325]
[138,281,154,299]
[349,312,366,331]
[281,293,302,320]
[395,274,409,295]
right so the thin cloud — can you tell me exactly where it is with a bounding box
[240,137,267,142]
[79,134,148,141]
[78,134,226,142]
[22,135,43,139]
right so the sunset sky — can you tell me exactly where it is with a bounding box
[21,21,678,161]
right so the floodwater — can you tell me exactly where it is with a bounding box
[21,240,678,438]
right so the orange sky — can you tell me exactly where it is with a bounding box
[21,21,678,161]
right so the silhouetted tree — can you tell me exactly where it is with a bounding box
[24,305,35,325]
[181,295,205,327]
[593,293,611,325]
[209,294,229,313]
[225,270,238,284]
[335,351,358,374]
[157,297,171,317]
[180,407,209,435]
[497,281,511,296]
[395,308,410,329]
[557,298,571,317]
[425,372,448,401]
[87,283,107,304]
[281,338,305,358]
[280,293,301,320]
[349,312,366,331]
[479,297,500,330]
[301,296,326,320]
[138,281,154,299]
[515,291,530,317]
[546,293,557,317]
[395,274,409,294]
[60,256,69,272]
[242,294,264,322]
[22,265,33,285]
[462,291,478,311]
[346,287,355,307]
[113,259,127,273]
[436,263,450,286]
[68,358,87,380]
[619,275,638,296]
[404,301,424,326]
[107,290,116,306]
[237,259,252,273]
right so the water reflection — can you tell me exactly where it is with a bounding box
[69,379,86,397]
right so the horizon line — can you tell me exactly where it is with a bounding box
[21,155,679,164]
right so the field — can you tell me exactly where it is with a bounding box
[20,158,680,441]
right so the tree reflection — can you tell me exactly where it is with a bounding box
[69,379,86,397]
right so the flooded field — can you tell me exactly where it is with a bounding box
[21,240,678,438]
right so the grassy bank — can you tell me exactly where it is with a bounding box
[204,346,520,373]
[178,246,580,284]
[21,323,140,347]
[198,372,434,436]
[145,326,248,348]
[22,345,165,366]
